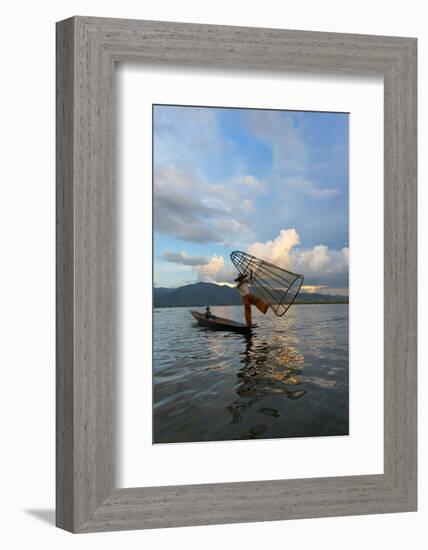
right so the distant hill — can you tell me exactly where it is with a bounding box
[154,287,175,296]
[153,282,348,307]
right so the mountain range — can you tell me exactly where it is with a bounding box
[153,282,348,308]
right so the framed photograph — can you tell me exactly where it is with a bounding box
[56,17,417,532]
[150,103,350,446]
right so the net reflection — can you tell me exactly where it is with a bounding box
[226,333,306,436]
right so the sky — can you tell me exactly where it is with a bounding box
[153,104,349,295]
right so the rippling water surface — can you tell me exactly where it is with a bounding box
[153,304,348,443]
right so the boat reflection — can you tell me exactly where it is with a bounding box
[226,333,306,433]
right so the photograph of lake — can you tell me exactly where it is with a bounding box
[153,103,349,444]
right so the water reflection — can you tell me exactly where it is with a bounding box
[226,333,306,435]
[153,305,349,443]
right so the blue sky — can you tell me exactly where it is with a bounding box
[153,104,349,295]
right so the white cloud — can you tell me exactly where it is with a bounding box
[293,245,349,278]
[246,228,349,289]
[164,228,349,293]
[161,250,209,266]
[285,176,339,199]
[196,254,235,284]
[296,244,330,271]
[154,164,261,245]
[243,111,308,172]
[228,175,266,193]
[247,229,300,269]
[154,106,221,168]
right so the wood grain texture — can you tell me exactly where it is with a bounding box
[56,18,75,531]
[56,16,417,533]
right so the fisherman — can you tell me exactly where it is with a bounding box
[205,306,214,319]
[235,271,269,326]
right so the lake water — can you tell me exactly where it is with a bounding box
[153,304,349,443]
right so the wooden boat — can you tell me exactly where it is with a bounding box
[189,310,257,334]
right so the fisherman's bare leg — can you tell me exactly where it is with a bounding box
[242,295,253,326]
[248,293,269,314]
[244,303,252,326]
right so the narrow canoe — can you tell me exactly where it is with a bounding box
[189,310,257,333]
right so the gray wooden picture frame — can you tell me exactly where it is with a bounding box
[56,16,417,533]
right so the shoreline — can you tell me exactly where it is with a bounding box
[154,302,349,308]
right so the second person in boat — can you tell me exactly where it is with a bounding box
[204,306,215,319]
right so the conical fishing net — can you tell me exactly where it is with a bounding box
[230,250,304,317]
